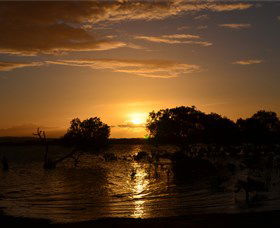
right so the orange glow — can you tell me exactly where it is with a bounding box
[128,113,148,125]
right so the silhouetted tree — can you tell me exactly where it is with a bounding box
[146,106,239,145]
[203,113,240,144]
[33,118,110,169]
[62,117,110,150]
[237,110,280,144]
[33,128,55,169]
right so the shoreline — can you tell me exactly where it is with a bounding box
[1,210,280,227]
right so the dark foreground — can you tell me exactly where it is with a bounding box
[1,211,280,227]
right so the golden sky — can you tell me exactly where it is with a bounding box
[0,1,280,138]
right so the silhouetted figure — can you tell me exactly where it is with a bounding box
[1,155,9,171]
[234,177,267,204]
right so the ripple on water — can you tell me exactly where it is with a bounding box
[1,144,280,222]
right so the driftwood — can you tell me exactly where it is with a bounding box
[33,128,81,169]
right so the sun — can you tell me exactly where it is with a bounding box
[129,112,147,125]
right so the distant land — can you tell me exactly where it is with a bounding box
[0,124,65,138]
[0,137,147,146]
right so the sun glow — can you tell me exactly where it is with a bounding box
[129,112,147,125]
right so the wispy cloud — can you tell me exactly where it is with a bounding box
[0,1,252,55]
[233,59,263,65]
[134,34,212,46]
[197,25,208,30]
[219,23,251,29]
[177,26,190,31]
[47,58,200,79]
[204,3,252,12]
[117,123,145,129]
[194,14,209,20]
[0,61,43,71]
[162,34,200,39]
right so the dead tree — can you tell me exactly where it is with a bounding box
[33,128,81,169]
[33,128,55,169]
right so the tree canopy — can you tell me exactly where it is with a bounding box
[147,107,280,145]
[146,106,239,145]
[237,110,280,144]
[62,117,110,150]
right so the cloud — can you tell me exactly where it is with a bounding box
[197,25,208,30]
[219,23,251,29]
[0,1,252,55]
[0,22,126,55]
[233,59,263,65]
[194,14,209,20]
[117,123,145,128]
[203,3,252,12]
[0,61,43,71]
[47,58,200,79]
[177,26,190,31]
[134,34,212,46]
[162,34,200,39]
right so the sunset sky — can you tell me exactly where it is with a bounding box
[0,0,280,138]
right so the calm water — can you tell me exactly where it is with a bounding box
[1,144,280,222]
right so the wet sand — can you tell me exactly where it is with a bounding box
[1,210,280,227]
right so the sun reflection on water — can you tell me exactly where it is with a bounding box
[131,162,150,218]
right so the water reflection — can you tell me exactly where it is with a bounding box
[131,162,149,218]
[1,144,280,222]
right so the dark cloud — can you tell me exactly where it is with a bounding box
[0,1,252,55]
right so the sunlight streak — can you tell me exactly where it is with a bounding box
[131,162,149,218]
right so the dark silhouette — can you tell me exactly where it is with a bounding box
[1,155,9,171]
[133,151,150,161]
[33,128,55,169]
[237,110,280,144]
[146,106,239,147]
[234,177,267,204]
[171,152,217,181]
[33,117,110,169]
[62,117,110,151]
[145,106,280,205]
[103,152,117,162]
[147,106,280,147]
